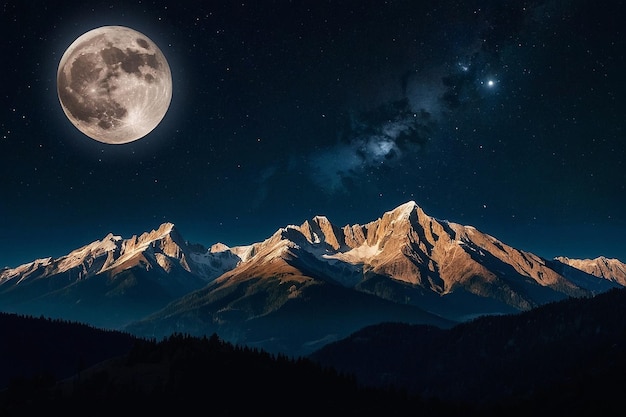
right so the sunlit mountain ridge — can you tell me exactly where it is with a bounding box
[1,201,624,355]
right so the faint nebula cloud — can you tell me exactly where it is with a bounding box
[307,98,433,194]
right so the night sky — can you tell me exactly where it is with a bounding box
[1,0,625,268]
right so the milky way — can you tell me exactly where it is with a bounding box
[303,3,510,195]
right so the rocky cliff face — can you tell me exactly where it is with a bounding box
[0,223,217,328]
[555,256,626,286]
[127,202,623,355]
[2,201,624,355]
[214,201,613,315]
[0,223,247,289]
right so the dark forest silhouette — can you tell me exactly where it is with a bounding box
[3,289,626,416]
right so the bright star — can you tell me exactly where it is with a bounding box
[481,79,498,89]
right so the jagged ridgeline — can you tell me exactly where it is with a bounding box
[1,201,625,356]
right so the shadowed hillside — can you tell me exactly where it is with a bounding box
[310,287,626,411]
[0,313,138,390]
[4,296,626,417]
[0,330,459,417]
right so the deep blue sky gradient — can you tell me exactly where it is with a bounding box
[1,0,625,268]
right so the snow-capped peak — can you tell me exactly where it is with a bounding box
[312,215,330,223]
[140,222,176,242]
[388,200,418,219]
[210,243,231,253]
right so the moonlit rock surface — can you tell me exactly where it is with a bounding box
[555,256,626,286]
[2,202,626,347]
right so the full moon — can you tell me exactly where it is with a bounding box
[57,26,172,144]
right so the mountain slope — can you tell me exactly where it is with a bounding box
[2,201,623,355]
[0,313,137,390]
[128,275,453,356]
[126,201,622,355]
[1,329,440,417]
[308,201,618,318]
[310,286,626,405]
[0,224,227,328]
[555,256,626,286]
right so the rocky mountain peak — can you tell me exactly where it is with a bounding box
[0,223,206,288]
[359,201,436,253]
[2,201,626,355]
[389,200,419,219]
[118,222,190,261]
[555,256,626,286]
[300,215,345,250]
[210,243,231,253]
[137,222,177,244]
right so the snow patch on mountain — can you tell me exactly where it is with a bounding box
[390,200,418,219]
[324,243,382,264]
[0,257,53,284]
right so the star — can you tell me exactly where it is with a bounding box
[0,0,623,269]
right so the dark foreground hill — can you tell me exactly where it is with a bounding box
[310,287,626,412]
[0,313,138,390]
[3,297,626,417]
[0,330,457,417]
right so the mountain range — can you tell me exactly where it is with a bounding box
[1,201,624,356]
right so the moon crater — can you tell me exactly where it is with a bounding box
[57,26,172,144]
